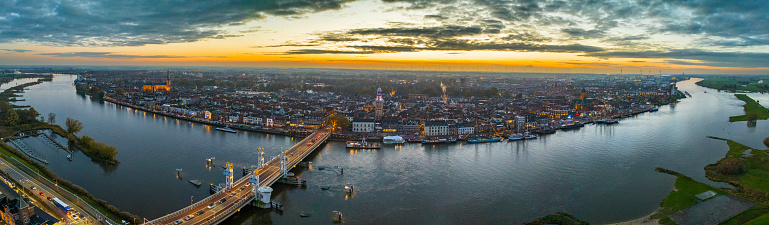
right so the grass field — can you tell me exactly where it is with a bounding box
[697,77,769,93]
[729,94,769,122]
[652,168,726,224]
[706,137,769,195]
[744,213,769,225]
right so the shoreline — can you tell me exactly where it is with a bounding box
[608,211,659,225]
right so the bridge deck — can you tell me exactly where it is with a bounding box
[148,129,330,225]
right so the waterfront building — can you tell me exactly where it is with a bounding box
[457,123,475,135]
[424,121,449,137]
[352,119,376,132]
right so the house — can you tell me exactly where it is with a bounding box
[424,121,449,136]
[352,119,376,132]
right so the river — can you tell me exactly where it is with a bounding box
[9,75,769,224]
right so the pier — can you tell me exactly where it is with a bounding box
[145,129,330,225]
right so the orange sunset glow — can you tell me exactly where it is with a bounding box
[1,0,768,74]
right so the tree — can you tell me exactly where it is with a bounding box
[115,88,125,95]
[326,114,351,130]
[47,113,56,124]
[65,118,84,135]
[6,110,18,126]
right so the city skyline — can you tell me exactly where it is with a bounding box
[1,0,768,74]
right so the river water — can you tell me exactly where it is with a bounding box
[9,75,769,224]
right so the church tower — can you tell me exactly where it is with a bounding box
[375,87,383,121]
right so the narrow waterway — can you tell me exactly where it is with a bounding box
[13,75,769,224]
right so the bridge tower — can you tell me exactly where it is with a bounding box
[249,169,260,196]
[223,162,234,190]
[280,150,288,178]
[257,147,265,169]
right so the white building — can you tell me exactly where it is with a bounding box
[458,124,474,135]
[424,121,449,136]
[352,119,376,133]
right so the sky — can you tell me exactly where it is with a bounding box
[0,0,768,74]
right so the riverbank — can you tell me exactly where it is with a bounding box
[729,94,769,122]
[695,77,769,93]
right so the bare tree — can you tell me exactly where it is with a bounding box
[47,113,56,124]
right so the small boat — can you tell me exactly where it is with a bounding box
[189,180,202,186]
[508,134,524,141]
[215,126,237,133]
[604,119,619,124]
[533,129,556,135]
[595,119,606,124]
[422,138,456,144]
[346,139,381,149]
[649,107,659,112]
[66,154,72,161]
[320,186,330,190]
[523,133,538,139]
[300,211,311,217]
[382,136,405,145]
[468,137,502,143]
[560,123,584,130]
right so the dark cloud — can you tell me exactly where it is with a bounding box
[39,52,186,59]
[502,31,551,42]
[0,0,353,46]
[584,49,769,68]
[0,49,31,53]
[346,25,498,38]
[286,40,603,55]
[561,28,606,39]
[424,15,447,20]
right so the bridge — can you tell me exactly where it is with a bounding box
[146,129,331,225]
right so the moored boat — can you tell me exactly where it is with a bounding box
[422,138,456,144]
[215,126,237,133]
[346,139,381,149]
[523,133,538,139]
[467,136,502,143]
[559,123,584,130]
[508,134,524,141]
[382,136,406,144]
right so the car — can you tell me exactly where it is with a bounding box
[30,186,35,190]
[79,214,85,219]
[230,192,236,196]
[196,210,204,216]
[184,215,194,221]
[220,198,227,203]
[39,191,44,196]
[239,186,245,191]
[207,203,215,209]
[46,196,52,201]
[174,219,183,225]
[72,214,78,220]
[245,183,250,187]
[307,143,311,146]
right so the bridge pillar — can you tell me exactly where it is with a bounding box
[280,150,288,178]
[257,147,265,169]
[223,162,233,190]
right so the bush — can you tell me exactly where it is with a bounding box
[79,136,118,161]
[764,137,769,149]
[717,157,748,175]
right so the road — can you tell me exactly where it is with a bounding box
[0,155,99,225]
[153,129,329,225]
